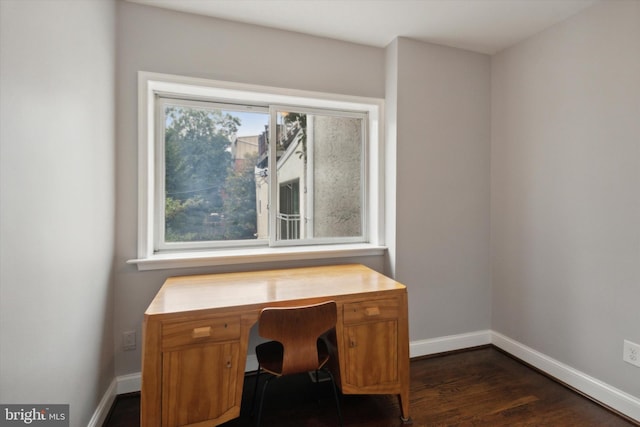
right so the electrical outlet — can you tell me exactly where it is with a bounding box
[123,331,136,351]
[623,340,640,367]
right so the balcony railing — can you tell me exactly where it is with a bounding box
[277,213,300,240]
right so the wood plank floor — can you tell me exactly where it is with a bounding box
[104,346,638,427]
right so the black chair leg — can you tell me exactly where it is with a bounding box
[251,366,262,416]
[325,369,344,427]
[314,369,322,404]
[255,375,272,427]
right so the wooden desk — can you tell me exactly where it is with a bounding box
[141,264,410,426]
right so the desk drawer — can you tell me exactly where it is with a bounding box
[162,316,240,350]
[343,298,399,325]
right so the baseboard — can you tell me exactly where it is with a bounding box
[103,355,258,401]
[95,330,640,425]
[409,330,492,357]
[116,372,142,395]
[491,331,640,422]
[87,378,117,427]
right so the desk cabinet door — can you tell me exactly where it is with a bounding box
[342,298,401,393]
[162,342,240,427]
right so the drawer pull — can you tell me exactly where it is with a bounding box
[365,307,380,316]
[192,326,212,339]
[343,299,398,324]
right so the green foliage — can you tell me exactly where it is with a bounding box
[164,105,253,242]
[164,196,210,242]
[283,112,307,160]
[165,107,236,203]
[223,152,258,240]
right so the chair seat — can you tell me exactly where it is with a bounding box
[256,338,330,376]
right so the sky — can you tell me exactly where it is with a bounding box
[231,111,269,137]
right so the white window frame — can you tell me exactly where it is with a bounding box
[129,71,385,270]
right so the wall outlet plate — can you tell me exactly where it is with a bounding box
[123,330,136,351]
[623,340,640,367]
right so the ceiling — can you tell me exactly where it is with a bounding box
[127,0,598,54]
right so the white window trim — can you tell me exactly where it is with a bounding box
[128,71,386,271]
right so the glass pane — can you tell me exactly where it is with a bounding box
[275,110,364,241]
[163,103,269,243]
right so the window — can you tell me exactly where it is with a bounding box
[157,98,269,251]
[133,72,384,269]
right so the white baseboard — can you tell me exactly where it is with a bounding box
[491,331,640,422]
[116,372,142,395]
[410,330,492,357]
[86,373,144,427]
[92,330,640,425]
[87,378,117,427]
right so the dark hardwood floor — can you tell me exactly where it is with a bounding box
[104,346,638,427]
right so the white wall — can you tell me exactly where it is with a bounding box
[492,0,640,399]
[391,38,492,340]
[114,1,386,376]
[0,1,116,426]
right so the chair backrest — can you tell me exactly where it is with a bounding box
[258,301,337,375]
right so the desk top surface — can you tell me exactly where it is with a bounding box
[146,264,405,316]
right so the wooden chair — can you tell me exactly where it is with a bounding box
[252,300,343,427]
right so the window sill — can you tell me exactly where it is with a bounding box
[127,244,387,271]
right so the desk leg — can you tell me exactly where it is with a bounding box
[141,316,162,427]
[398,293,411,424]
[398,391,412,424]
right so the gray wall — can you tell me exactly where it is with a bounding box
[114,2,492,377]
[391,38,492,340]
[491,0,640,398]
[384,39,399,277]
[114,1,386,376]
[2,0,638,422]
[0,1,116,425]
